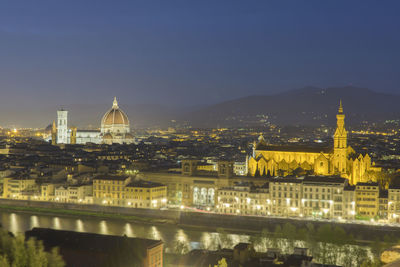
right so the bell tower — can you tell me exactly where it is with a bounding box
[57,109,68,144]
[333,100,347,175]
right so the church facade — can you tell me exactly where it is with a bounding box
[49,97,134,145]
[247,101,380,185]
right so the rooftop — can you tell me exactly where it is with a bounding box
[356,182,379,187]
[93,174,129,181]
[256,144,332,154]
[270,176,303,184]
[126,180,165,188]
[26,228,162,267]
[302,176,347,184]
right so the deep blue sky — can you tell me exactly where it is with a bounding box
[0,1,400,126]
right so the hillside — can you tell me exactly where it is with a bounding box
[183,86,400,127]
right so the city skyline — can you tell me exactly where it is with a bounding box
[1,2,400,266]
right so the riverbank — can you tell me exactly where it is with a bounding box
[0,198,183,229]
[0,204,171,224]
[1,199,400,243]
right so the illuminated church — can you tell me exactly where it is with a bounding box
[247,101,380,185]
[49,97,134,145]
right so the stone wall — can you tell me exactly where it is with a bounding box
[0,199,181,221]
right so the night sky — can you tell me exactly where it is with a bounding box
[0,1,399,127]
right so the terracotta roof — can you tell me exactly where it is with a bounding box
[256,144,331,154]
[302,176,347,184]
[126,180,165,188]
[102,108,129,126]
[93,174,129,181]
[101,98,129,126]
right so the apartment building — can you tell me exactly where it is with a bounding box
[388,185,400,223]
[355,182,380,219]
[301,176,347,220]
[269,177,302,217]
[93,175,131,206]
[125,180,167,209]
[217,182,269,216]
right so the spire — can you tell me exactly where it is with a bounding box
[112,97,119,108]
[338,99,343,114]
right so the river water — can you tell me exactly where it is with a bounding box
[0,210,249,253]
[0,210,373,265]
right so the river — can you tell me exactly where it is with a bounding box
[0,210,249,253]
[0,210,373,265]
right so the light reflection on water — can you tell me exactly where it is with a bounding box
[9,213,18,234]
[123,223,133,237]
[1,211,212,251]
[76,219,84,232]
[30,216,39,229]
[99,220,108,235]
[53,217,61,230]
[0,210,371,266]
[149,226,162,240]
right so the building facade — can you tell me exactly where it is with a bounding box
[355,182,379,219]
[125,180,167,209]
[93,175,131,206]
[388,185,400,223]
[2,177,36,199]
[216,183,269,216]
[343,186,356,220]
[301,176,347,220]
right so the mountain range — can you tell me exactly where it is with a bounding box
[2,86,400,129]
[183,86,400,127]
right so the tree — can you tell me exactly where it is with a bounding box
[46,248,65,267]
[0,229,64,267]
[315,224,336,264]
[217,228,232,249]
[213,258,228,267]
[282,223,297,252]
[292,167,306,177]
[172,240,189,255]
[0,255,9,267]
[353,246,368,267]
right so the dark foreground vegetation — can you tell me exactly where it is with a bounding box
[0,228,65,267]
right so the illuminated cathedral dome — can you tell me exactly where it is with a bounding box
[101,97,129,127]
[100,97,134,144]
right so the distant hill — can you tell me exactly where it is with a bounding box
[1,86,399,129]
[183,86,400,127]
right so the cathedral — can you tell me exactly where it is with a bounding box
[100,97,134,145]
[247,101,381,185]
[49,97,134,145]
